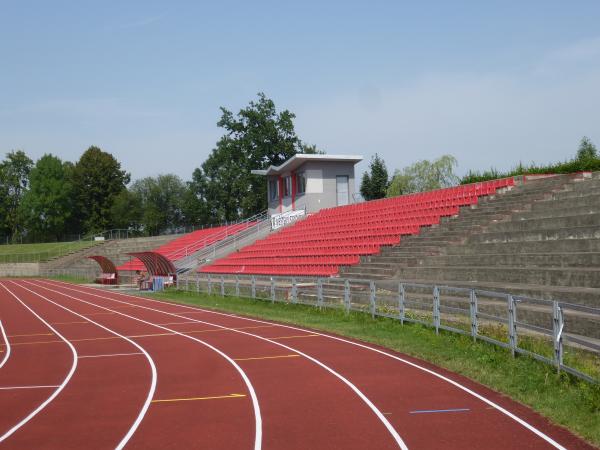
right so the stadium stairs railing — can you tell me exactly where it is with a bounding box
[175,210,271,273]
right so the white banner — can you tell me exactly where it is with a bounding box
[271,209,306,230]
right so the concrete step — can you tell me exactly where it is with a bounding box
[445,239,600,255]
[552,187,600,200]
[512,205,599,221]
[488,213,600,233]
[417,252,600,268]
[394,266,600,289]
[373,279,600,307]
[467,225,600,244]
[532,193,600,210]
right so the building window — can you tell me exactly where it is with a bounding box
[296,172,306,195]
[269,178,278,202]
[283,176,291,197]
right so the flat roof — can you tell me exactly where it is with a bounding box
[251,154,363,176]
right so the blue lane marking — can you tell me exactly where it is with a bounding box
[409,408,470,414]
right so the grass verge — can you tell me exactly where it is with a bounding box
[150,288,600,446]
[0,241,98,263]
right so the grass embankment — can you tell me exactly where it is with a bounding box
[0,241,98,263]
[150,289,600,446]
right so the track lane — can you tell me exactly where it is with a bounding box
[20,280,261,450]
[0,282,78,445]
[10,280,157,449]
[41,279,595,450]
[0,320,10,369]
[29,280,406,450]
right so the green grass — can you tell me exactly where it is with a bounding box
[0,241,98,263]
[150,289,600,446]
[47,274,92,284]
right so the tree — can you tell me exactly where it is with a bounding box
[0,150,33,240]
[110,189,143,232]
[360,153,389,200]
[19,154,74,241]
[71,146,130,233]
[130,174,187,235]
[576,136,598,161]
[196,93,307,222]
[387,154,459,197]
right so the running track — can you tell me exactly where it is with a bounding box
[0,279,594,449]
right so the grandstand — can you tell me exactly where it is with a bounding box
[117,223,255,273]
[199,178,514,276]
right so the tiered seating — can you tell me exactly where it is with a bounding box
[200,178,514,277]
[117,223,254,272]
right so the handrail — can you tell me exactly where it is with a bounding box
[175,213,271,272]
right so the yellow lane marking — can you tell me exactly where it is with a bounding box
[234,354,300,361]
[7,324,283,347]
[152,393,246,404]
[270,334,320,340]
[8,332,54,338]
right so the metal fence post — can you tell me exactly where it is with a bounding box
[220,276,225,297]
[251,276,256,299]
[469,289,478,341]
[291,277,298,304]
[176,276,180,290]
[207,275,212,296]
[507,295,518,357]
[369,280,376,318]
[344,279,350,313]
[196,273,200,293]
[317,278,323,308]
[270,277,275,303]
[433,286,440,334]
[185,276,189,291]
[553,301,564,373]
[398,283,405,324]
[235,275,240,297]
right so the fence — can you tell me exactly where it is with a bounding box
[174,273,600,384]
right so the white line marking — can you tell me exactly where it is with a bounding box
[0,320,11,369]
[45,280,569,450]
[37,281,406,449]
[78,352,144,359]
[0,385,60,390]
[30,280,263,450]
[0,282,78,444]
[16,281,157,450]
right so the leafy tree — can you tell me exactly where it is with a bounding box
[360,153,389,200]
[577,136,598,161]
[19,154,74,241]
[196,93,306,222]
[0,150,33,240]
[71,146,130,233]
[387,154,458,197]
[110,189,143,232]
[181,172,210,226]
[130,174,187,235]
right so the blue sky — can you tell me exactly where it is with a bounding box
[1,0,599,181]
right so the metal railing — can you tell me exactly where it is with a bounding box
[175,211,271,272]
[173,274,600,384]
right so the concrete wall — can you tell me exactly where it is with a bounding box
[0,263,41,277]
[268,160,357,215]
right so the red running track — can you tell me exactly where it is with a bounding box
[0,278,595,450]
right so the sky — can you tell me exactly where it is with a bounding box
[1,0,599,182]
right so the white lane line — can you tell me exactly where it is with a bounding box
[0,385,60,390]
[46,280,569,450]
[78,352,144,359]
[30,280,263,450]
[17,281,157,450]
[0,282,78,444]
[0,320,11,369]
[38,281,406,449]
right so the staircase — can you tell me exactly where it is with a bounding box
[340,172,600,307]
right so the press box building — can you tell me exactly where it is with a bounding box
[252,154,363,216]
